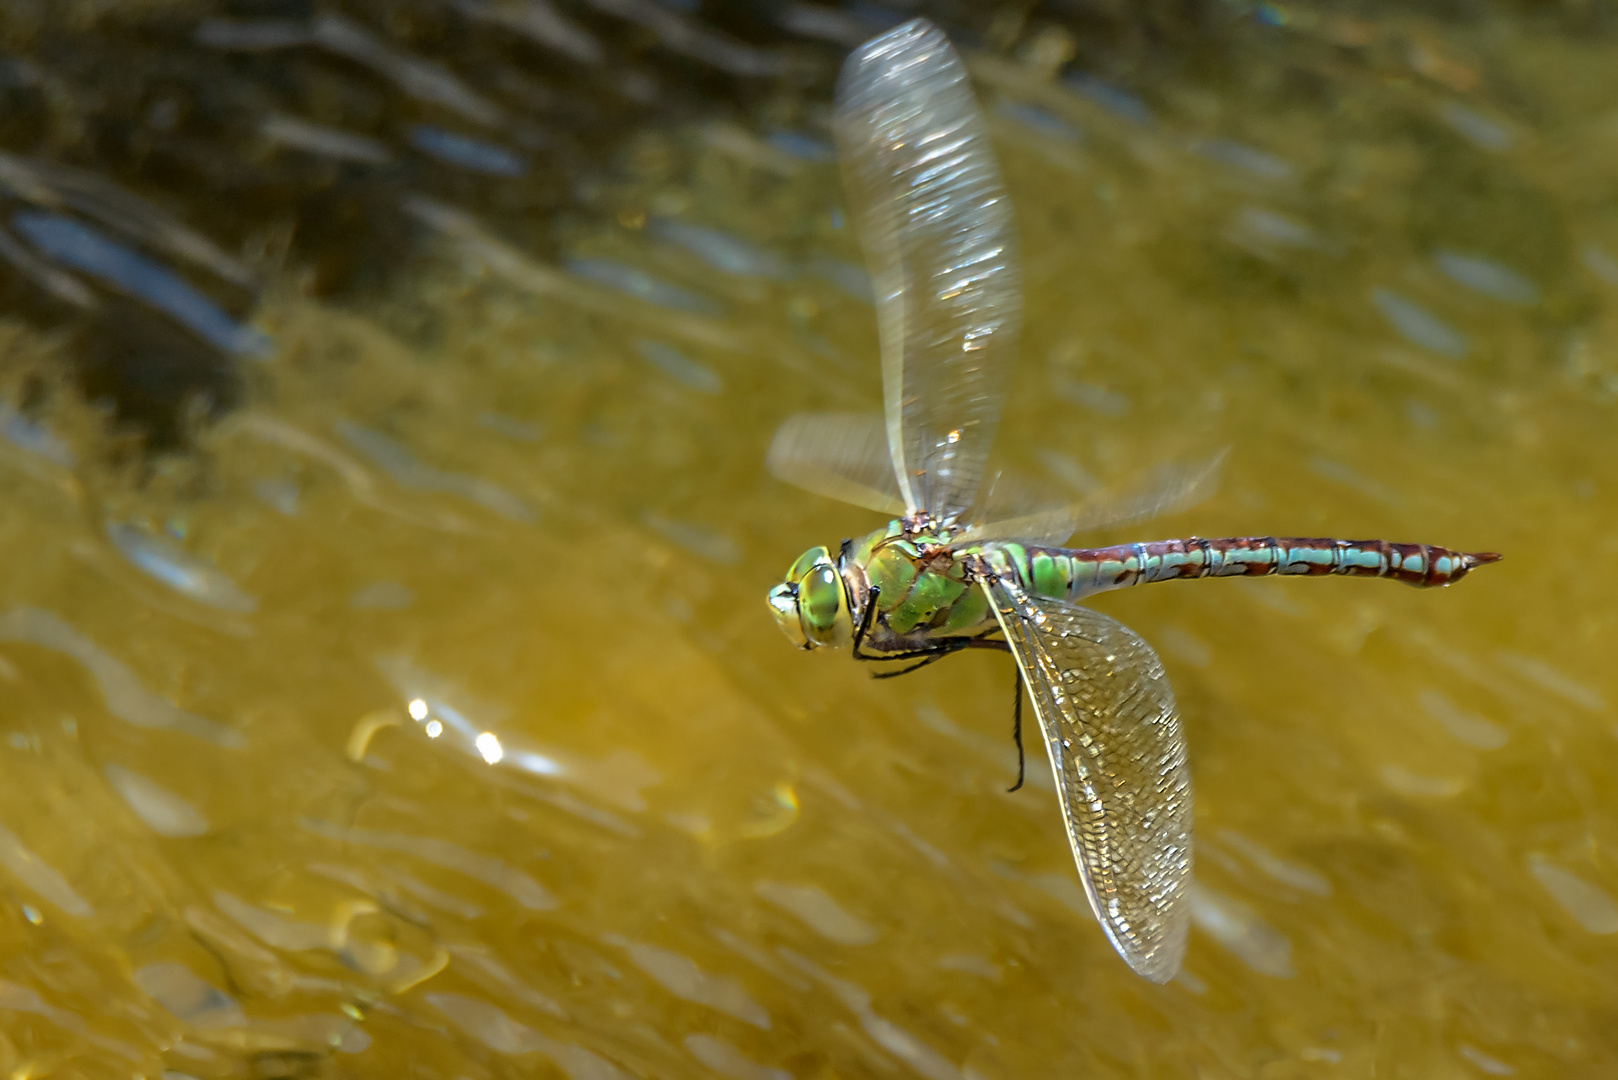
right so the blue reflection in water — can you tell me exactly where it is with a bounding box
[636,339,723,394]
[1585,245,1618,286]
[11,212,270,356]
[1065,74,1154,125]
[409,125,527,177]
[1439,102,1511,152]
[996,101,1082,142]
[1433,250,1539,305]
[1235,206,1325,251]
[806,255,873,304]
[0,400,73,467]
[648,218,787,278]
[0,608,242,745]
[1370,288,1468,359]
[1192,139,1295,181]
[106,522,258,613]
[335,420,534,522]
[564,257,722,315]
[764,130,833,162]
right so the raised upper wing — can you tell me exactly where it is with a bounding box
[765,412,905,516]
[961,450,1228,547]
[981,575,1192,983]
[836,19,1019,524]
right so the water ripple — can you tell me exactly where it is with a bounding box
[429,993,630,1076]
[104,764,209,837]
[1188,881,1294,977]
[755,881,878,945]
[604,935,770,1028]
[0,820,91,917]
[13,212,270,356]
[106,522,258,613]
[0,607,241,745]
[1371,288,1468,358]
[335,420,534,522]
[299,818,558,910]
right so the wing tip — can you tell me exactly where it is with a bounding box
[1112,924,1188,984]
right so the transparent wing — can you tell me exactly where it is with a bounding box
[836,19,1019,523]
[963,450,1227,546]
[766,412,905,516]
[982,575,1191,983]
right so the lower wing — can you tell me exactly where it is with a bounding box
[981,574,1193,982]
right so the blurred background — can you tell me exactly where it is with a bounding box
[0,0,1612,1076]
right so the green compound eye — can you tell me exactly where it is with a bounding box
[798,564,849,646]
[799,566,841,628]
[786,546,830,583]
[766,581,808,648]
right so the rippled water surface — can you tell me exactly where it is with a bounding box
[0,2,1614,1076]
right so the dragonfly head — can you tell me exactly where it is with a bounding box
[767,545,852,650]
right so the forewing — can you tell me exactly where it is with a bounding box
[836,19,1019,523]
[766,412,906,515]
[982,576,1192,982]
[963,450,1227,546]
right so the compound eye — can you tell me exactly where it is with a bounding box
[786,546,830,583]
[766,582,809,648]
[798,565,843,635]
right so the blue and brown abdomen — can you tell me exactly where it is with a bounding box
[999,537,1501,600]
[854,529,1499,645]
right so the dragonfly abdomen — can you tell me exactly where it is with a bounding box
[1011,537,1501,600]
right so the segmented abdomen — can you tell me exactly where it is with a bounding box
[993,537,1501,601]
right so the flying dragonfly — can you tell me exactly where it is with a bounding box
[764,18,1501,983]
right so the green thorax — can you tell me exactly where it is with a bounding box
[852,520,988,639]
[850,523,1082,642]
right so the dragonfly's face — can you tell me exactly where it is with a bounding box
[767,545,852,650]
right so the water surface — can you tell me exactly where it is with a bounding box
[0,2,1613,1076]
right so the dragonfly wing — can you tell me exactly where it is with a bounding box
[766,412,906,515]
[981,575,1192,982]
[964,450,1228,546]
[836,19,1019,523]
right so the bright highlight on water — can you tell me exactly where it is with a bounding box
[765,18,1501,983]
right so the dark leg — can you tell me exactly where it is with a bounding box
[870,644,968,679]
[1007,667,1025,793]
[857,628,1007,669]
[855,641,959,663]
[850,584,880,656]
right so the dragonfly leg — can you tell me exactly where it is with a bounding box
[1007,667,1025,793]
[869,642,969,679]
[854,582,880,660]
[857,623,1003,666]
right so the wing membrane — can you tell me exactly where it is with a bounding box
[836,19,1019,523]
[982,575,1191,982]
[766,412,905,515]
[964,450,1227,546]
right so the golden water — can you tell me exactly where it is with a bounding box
[0,4,1614,1077]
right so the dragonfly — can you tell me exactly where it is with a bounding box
[764,18,1500,983]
